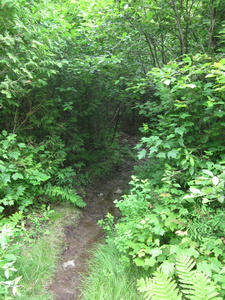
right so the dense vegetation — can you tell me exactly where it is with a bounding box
[1,0,225,298]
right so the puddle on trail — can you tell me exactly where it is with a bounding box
[48,162,135,300]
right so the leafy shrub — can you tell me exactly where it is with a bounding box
[184,164,225,207]
[100,173,225,296]
[101,177,188,268]
[0,212,25,298]
[0,131,85,213]
[137,54,225,186]
[0,131,50,212]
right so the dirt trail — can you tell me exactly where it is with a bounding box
[48,137,139,300]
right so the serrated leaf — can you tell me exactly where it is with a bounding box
[197,261,212,277]
[167,149,178,158]
[2,174,11,184]
[144,257,157,267]
[134,257,145,267]
[138,149,147,159]
[150,146,158,154]
[156,152,166,158]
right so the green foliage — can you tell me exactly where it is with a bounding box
[0,131,86,213]
[0,213,24,299]
[0,131,50,212]
[184,164,225,206]
[42,184,86,208]
[100,172,225,296]
[138,271,182,300]
[1,1,225,297]
[138,254,222,300]
[24,205,55,239]
[98,213,115,237]
[101,177,187,269]
[14,206,75,300]
[81,241,145,300]
[134,54,225,192]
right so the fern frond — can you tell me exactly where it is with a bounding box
[137,277,154,300]
[176,254,222,300]
[138,254,223,300]
[42,184,86,207]
[176,253,196,286]
[188,272,222,300]
[138,271,182,300]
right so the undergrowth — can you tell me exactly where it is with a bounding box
[12,204,79,299]
[81,241,145,300]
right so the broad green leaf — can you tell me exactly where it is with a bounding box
[18,143,26,148]
[189,157,195,167]
[170,245,180,255]
[150,146,158,154]
[202,197,211,203]
[217,196,224,203]
[138,149,147,159]
[156,152,166,158]
[219,58,225,65]
[202,170,214,177]
[189,187,201,194]
[175,126,185,135]
[149,248,162,258]
[189,166,194,176]
[12,173,23,180]
[180,113,190,119]
[4,253,17,261]
[167,149,178,158]
[197,262,212,277]
[133,257,145,267]
[177,137,184,147]
[2,174,11,184]
[144,257,157,267]
[160,261,175,276]
[153,225,165,236]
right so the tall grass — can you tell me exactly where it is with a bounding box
[81,241,145,300]
[14,235,59,300]
[14,205,79,300]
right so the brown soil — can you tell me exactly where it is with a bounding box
[48,136,140,300]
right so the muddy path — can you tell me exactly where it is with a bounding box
[48,138,139,300]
